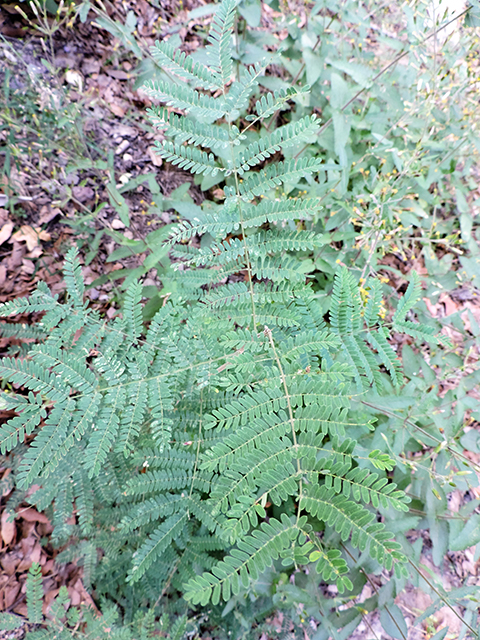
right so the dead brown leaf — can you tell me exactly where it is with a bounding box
[21,259,36,275]
[1,509,16,545]
[1,552,20,575]
[108,102,126,117]
[38,206,62,225]
[0,221,14,246]
[18,507,50,524]
[7,242,24,271]
[11,225,51,252]
[4,582,20,609]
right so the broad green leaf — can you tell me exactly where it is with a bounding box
[449,514,480,551]
[380,604,408,640]
[330,72,351,110]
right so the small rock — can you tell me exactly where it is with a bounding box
[115,139,130,155]
[82,58,101,75]
[72,186,94,202]
[111,219,125,229]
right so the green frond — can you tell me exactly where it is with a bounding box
[368,449,396,471]
[277,330,341,361]
[234,157,327,200]
[236,116,320,175]
[363,278,384,328]
[201,281,295,309]
[85,388,125,477]
[392,270,422,323]
[232,255,300,282]
[168,197,323,245]
[73,469,94,534]
[17,400,75,487]
[126,469,212,496]
[67,391,102,444]
[300,485,407,572]
[226,61,266,113]
[64,246,85,312]
[342,333,381,387]
[184,515,301,605]
[26,563,43,624]
[392,319,444,344]
[132,447,197,471]
[225,467,299,538]
[147,107,231,149]
[0,357,71,402]
[68,315,105,355]
[209,436,296,513]
[169,614,188,640]
[31,345,97,394]
[127,512,189,583]
[120,494,188,533]
[142,79,226,123]
[250,86,311,121]
[116,379,148,455]
[142,302,176,358]
[0,614,24,631]
[153,140,222,176]
[366,328,402,386]
[242,196,323,227]
[330,267,362,335]
[187,495,222,533]
[309,547,351,592]
[171,262,240,289]
[204,386,286,432]
[0,283,58,318]
[195,230,324,270]
[148,378,173,451]
[226,305,302,329]
[150,40,221,90]
[206,0,237,85]
[202,413,291,473]
[319,462,410,511]
[329,269,404,389]
[0,322,46,341]
[0,406,45,454]
[123,280,143,345]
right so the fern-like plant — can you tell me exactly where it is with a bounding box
[0,0,444,632]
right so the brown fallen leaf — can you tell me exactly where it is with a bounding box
[1,509,16,545]
[0,221,14,246]
[27,246,44,259]
[7,242,25,270]
[109,102,126,117]
[38,206,62,225]
[11,225,51,252]
[106,68,130,80]
[0,552,20,575]
[18,507,50,524]
[4,582,20,609]
[30,542,42,564]
[21,259,36,275]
